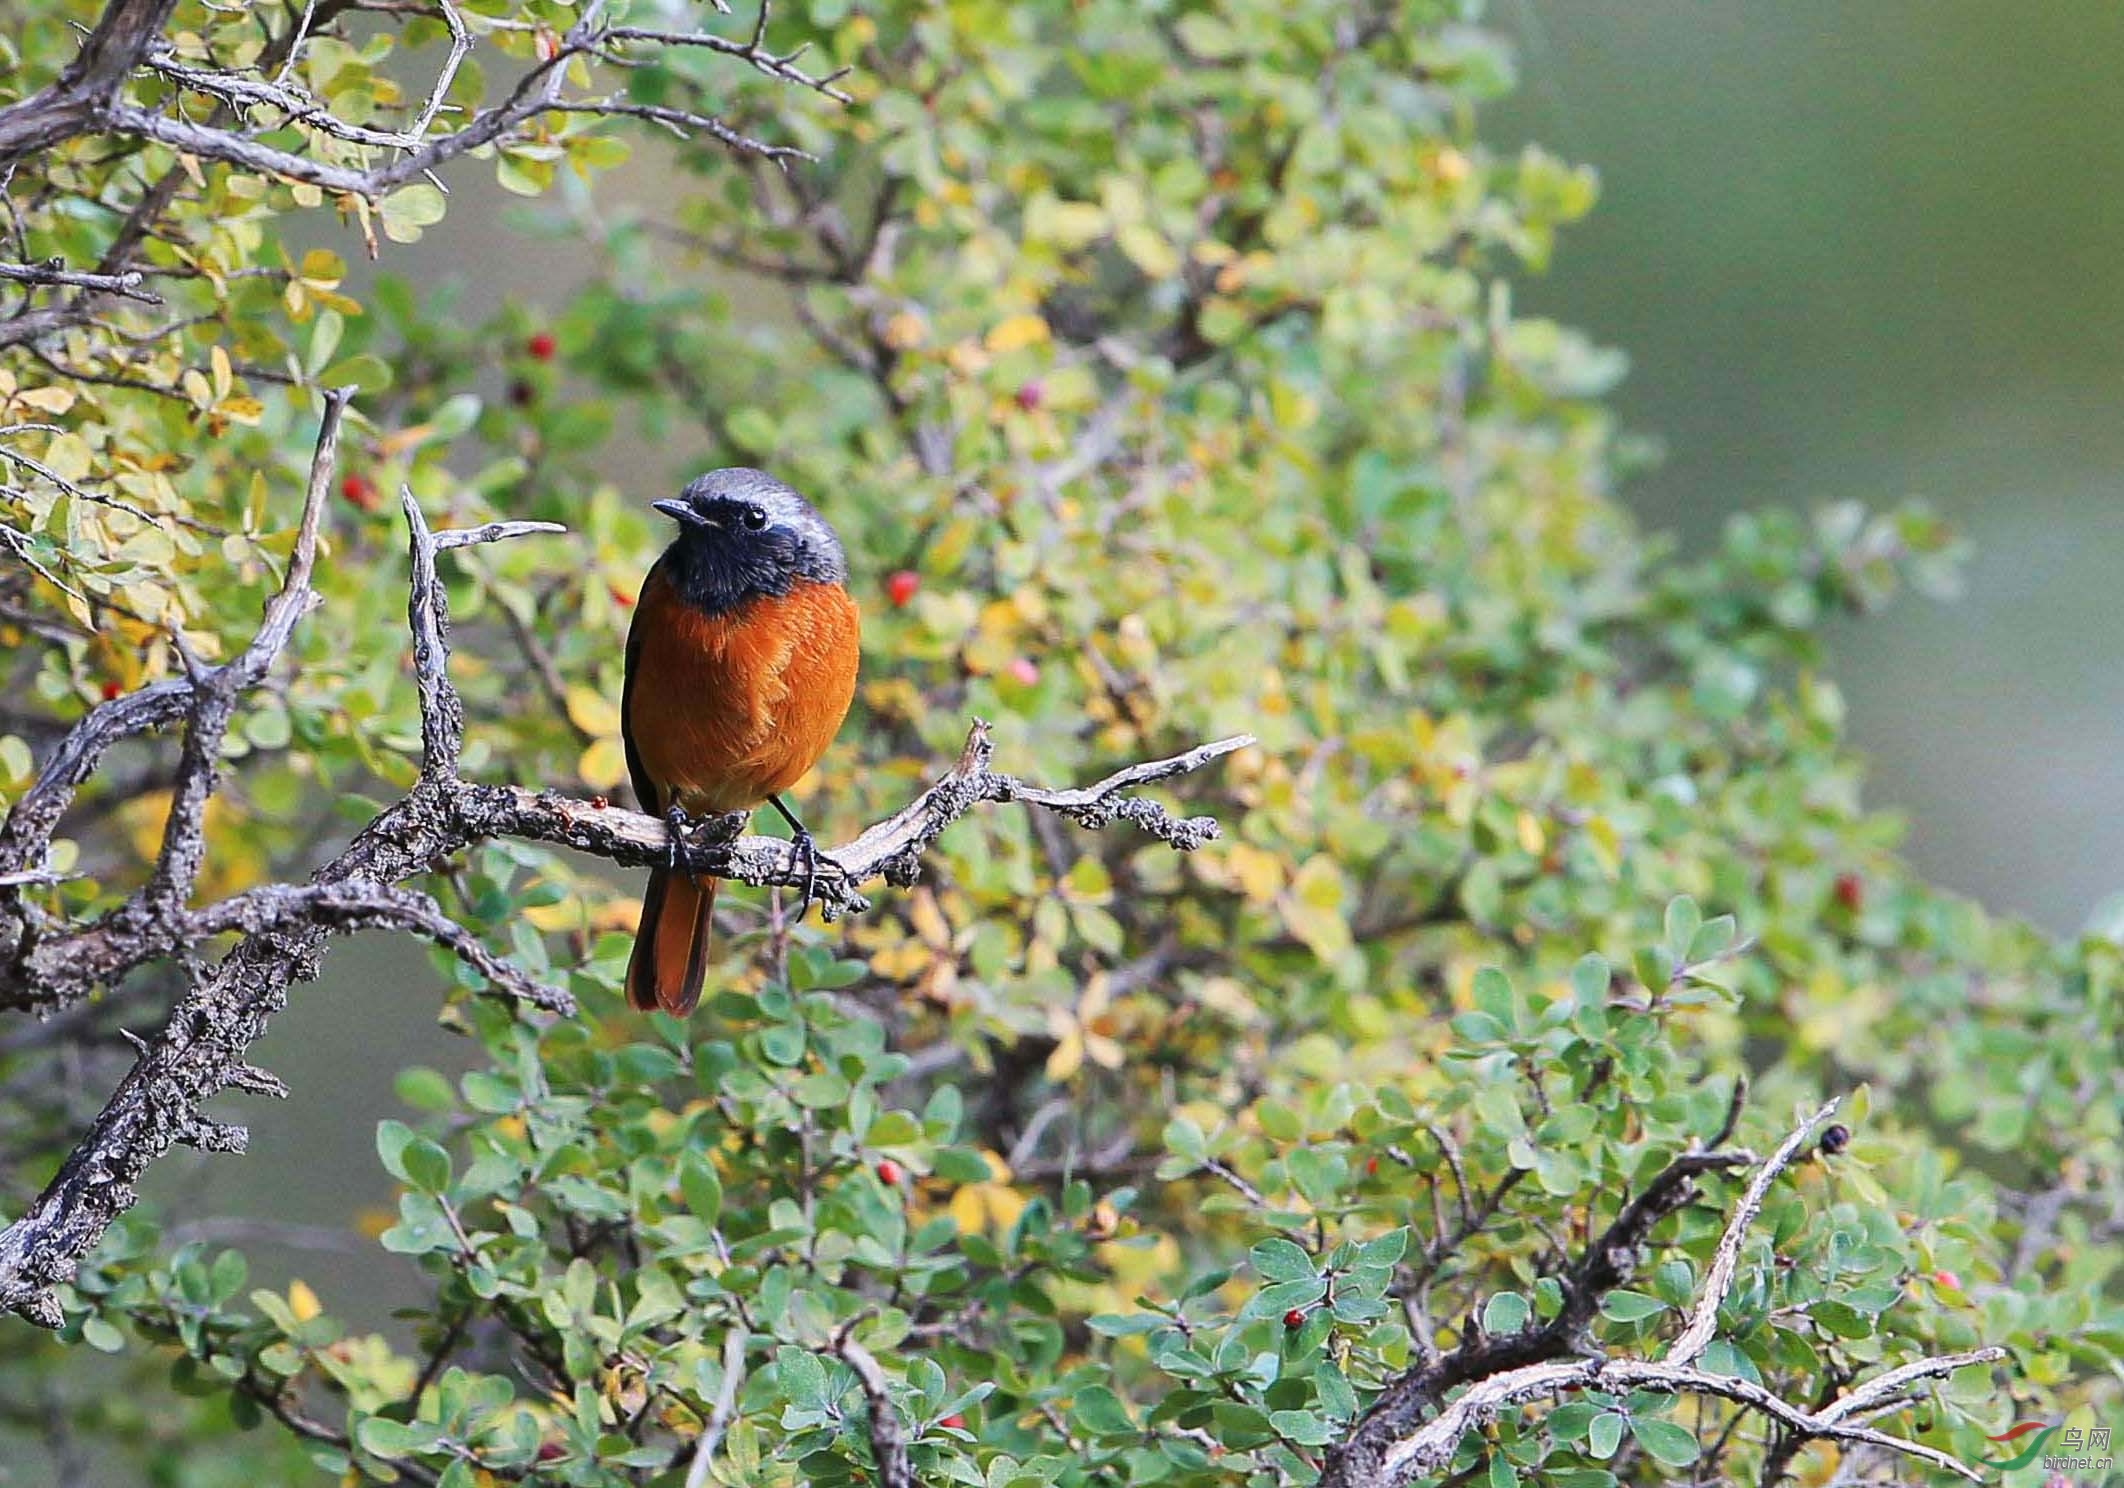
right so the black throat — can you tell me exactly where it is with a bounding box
[660,524,827,617]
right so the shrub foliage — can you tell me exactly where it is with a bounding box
[0,0,2117,1484]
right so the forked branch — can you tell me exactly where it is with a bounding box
[1322,1099,2004,1487]
[0,394,1247,1326]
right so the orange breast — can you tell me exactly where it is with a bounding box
[626,575,861,816]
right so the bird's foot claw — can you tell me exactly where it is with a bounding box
[664,806,694,870]
[665,807,746,871]
[787,829,848,920]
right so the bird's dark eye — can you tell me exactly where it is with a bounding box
[741,505,767,530]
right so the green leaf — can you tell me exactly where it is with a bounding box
[1271,1409,1335,1447]
[375,1120,415,1181]
[394,1067,454,1112]
[1629,1416,1700,1467]
[1073,1384,1134,1436]
[1598,1290,1667,1323]
[1570,954,1610,1005]
[865,1111,922,1147]
[379,183,447,243]
[726,406,778,454]
[1662,895,1702,954]
[400,1137,451,1195]
[1481,1292,1529,1334]
[680,1153,722,1226]
[776,1347,830,1410]
[1249,1237,1315,1283]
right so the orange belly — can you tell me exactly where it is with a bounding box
[626,576,861,815]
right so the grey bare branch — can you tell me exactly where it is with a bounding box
[0,398,1247,1326]
[1320,1096,2002,1488]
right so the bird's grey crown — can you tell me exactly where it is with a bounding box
[656,467,846,615]
[675,467,846,585]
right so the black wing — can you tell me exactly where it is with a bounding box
[620,554,660,815]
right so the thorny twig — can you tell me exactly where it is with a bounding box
[0,394,1246,1326]
[1318,1098,2003,1488]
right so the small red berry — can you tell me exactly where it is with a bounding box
[527,331,557,362]
[536,1442,566,1461]
[339,473,377,510]
[1365,1156,1379,1176]
[1833,872,1864,913]
[99,680,122,701]
[939,1413,966,1430]
[876,1159,904,1186]
[885,570,919,608]
[1007,656,1039,687]
[1014,381,1043,411]
[1282,1308,1306,1329]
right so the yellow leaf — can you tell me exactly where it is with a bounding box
[1044,1027,1085,1082]
[1280,855,1352,963]
[288,1279,322,1321]
[42,432,92,482]
[1116,222,1179,279]
[0,734,32,785]
[298,248,345,286]
[870,938,931,980]
[1515,810,1546,855]
[1079,971,1111,1019]
[578,736,627,790]
[881,310,928,350]
[1029,197,1108,249]
[15,385,76,415]
[1226,842,1285,903]
[984,313,1050,353]
[908,886,951,948]
[565,683,620,737]
[122,788,175,862]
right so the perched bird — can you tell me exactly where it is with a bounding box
[621,469,861,1015]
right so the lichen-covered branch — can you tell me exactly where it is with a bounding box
[831,1329,915,1488]
[1321,1098,2004,1488]
[0,0,834,358]
[0,397,1246,1325]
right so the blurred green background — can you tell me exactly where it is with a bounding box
[102,0,2124,1421]
[1493,0,2124,938]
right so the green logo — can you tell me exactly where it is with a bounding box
[1979,1421,2059,1470]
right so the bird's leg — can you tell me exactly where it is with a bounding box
[768,794,842,915]
[664,804,694,871]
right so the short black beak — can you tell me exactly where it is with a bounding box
[653,498,714,529]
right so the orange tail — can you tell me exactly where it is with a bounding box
[626,869,717,1016]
